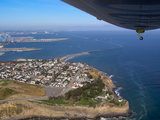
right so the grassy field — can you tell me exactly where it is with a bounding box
[76,97,99,106]
[13,82,46,97]
[0,80,11,86]
[41,96,100,106]
[0,88,16,100]
[0,80,46,100]
[114,98,127,105]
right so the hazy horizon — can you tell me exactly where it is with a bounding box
[1,0,160,32]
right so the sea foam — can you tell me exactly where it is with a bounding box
[115,87,123,98]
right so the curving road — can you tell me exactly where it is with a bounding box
[61,67,84,95]
[0,96,48,104]
[0,67,85,104]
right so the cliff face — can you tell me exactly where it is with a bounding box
[89,68,116,90]
[0,100,131,120]
[0,67,132,120]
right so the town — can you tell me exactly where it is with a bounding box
[0,58,129,119]
[0,58,93,91]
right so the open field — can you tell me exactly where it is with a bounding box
[0,88,16,100]
[0,80,46,100]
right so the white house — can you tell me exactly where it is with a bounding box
[72,83,83,89]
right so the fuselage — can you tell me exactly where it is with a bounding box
[61,0,160,31]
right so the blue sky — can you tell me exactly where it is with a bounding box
[0,0,126,31]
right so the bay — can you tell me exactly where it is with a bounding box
[1,31,160,120]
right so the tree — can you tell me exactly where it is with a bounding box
[72,96,78,102]
[98,75,101,80]
[88,74,93,79]
[65,90,73,100]
[35,81,40,84]
[82,92,88,98]
[72,89,83,96]
[67,73,71,77]
[97,87,102,92]
[64,94,70,100]
[57,58,60,63]
[48,96,53,100]
[98,98,102,103]
[89,102,93,106]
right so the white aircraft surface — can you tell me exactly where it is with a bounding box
[61,0,160,40]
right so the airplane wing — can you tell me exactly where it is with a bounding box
[61,0,160,32]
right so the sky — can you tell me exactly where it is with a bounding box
[0,0,127,31]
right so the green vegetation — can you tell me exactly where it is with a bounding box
[40,77,120,107]
[0,88,14,100]
[110,98,126,106]
[106,90,113,95]
[65,78,105,103]
[76,97,99,106]
[41,97,99,106]
[42,78,107,106]
[35,81,40,84]
[0,80,11,86]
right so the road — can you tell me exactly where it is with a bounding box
[42,86,63,96]
[61,67,84,95]
[0,96,48,104]
[0,67,85,103]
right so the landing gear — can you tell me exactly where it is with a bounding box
[136,29,145,40]
[137,34,143,40]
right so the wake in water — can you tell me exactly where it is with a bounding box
[101,73,123,100]
[0,52,4,56]
[0,52,14,57]
[115,87,123,99]
[108,74,123,99]
[109,75,114,79]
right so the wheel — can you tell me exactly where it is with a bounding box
[140,37,143,40]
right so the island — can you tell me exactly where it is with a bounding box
[0,56,132,120]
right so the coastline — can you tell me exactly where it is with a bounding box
[0,53,132,119]
[1,100,132,120]
[0,47,41,52]
[0,66,132,120]
[11,37,69,42]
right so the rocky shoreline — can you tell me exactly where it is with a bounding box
[1,100,132,120]
[0,69,132,120]
[2,110,132,120]
[0,55,132,120]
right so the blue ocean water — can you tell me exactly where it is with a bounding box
[1,31,160,120]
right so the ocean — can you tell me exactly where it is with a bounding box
[0,31,160,120]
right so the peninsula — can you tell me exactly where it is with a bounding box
[12,37,68,42]
[0,47,41,52]
[0,57,132,119]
